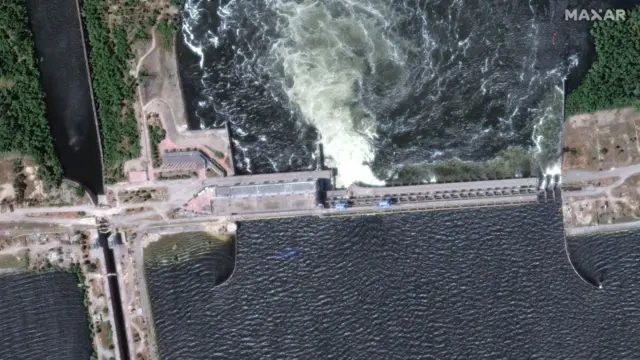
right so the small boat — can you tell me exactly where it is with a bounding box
[275,250,298,259]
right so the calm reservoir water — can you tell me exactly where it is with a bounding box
[147,202,640,359]
[26,0,103,195]
[0,272,91,360]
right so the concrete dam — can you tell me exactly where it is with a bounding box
[189,171,547,221]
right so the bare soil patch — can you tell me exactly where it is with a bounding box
[118,187,168,204]
[563,174,640,229]
[563,107,640,172]
[25,212,87,219]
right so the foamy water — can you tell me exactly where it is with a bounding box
[178,0,595,184]
[267,0,398,185]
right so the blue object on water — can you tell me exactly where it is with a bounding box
[275,250,299,259]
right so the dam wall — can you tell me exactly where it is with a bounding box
[201,174,543,219]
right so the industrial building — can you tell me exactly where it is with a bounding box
[161,151,225,176]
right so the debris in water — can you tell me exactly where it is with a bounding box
[275,250,298,260]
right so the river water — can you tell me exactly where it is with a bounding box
[26,0,104,196]
[176,0,637,186]
[147,202,640,359]
[0,272,91,360]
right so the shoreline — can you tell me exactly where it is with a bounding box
[565,221,640,237]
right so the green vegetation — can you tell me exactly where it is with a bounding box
[75,184,86,198]
[82,0,183,182]
[157,17,180,49]
[392,147,535,184]
[82,0,140,183]
[565,7,640,116]
[0,1,63,188]
[148,124,166,167]
[12,159,27,203]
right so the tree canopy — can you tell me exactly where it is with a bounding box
[0,0,63,187]
[566,7,640,116]
[82,0,140,183]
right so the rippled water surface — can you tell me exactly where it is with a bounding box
[147,203,640,359]
[0,272,91,360]
[177,0,639,185]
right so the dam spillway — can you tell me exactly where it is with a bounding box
[186,171,543,220]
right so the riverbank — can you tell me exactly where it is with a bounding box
[144,231,235,269]
[129,12,233,184]
[25,0,104,195]
[0,0,62,188]
[0,230,120,360]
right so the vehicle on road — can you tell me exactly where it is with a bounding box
[335,200,349,210]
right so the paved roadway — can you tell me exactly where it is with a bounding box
[563,164,640,198]
[0,175,540,235]
[132,234,159,360]
[562,163,640,236]
[563,164,640,183]
[565,221,640,236]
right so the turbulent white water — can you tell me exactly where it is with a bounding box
[267,0,403,185]
[180,0,594,185]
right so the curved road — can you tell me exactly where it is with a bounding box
[562,164,640,197]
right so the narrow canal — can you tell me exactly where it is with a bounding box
[100,233,131,360]
[25,0,104,196]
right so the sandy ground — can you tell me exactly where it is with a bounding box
[113,234,152,360]
[133,25,234,182]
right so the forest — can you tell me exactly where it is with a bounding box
[565,7,640,116]
[0,0,63,188]
[82,0,140,182]
[82,0,181,183]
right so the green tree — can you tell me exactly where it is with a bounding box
[566,8,640,116]
[0,0,63,188]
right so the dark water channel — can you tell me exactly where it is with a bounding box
[99,233,130,360]
[26,0,103,196]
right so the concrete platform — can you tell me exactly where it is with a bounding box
[214,181,317,198]
[211,194,317,216]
